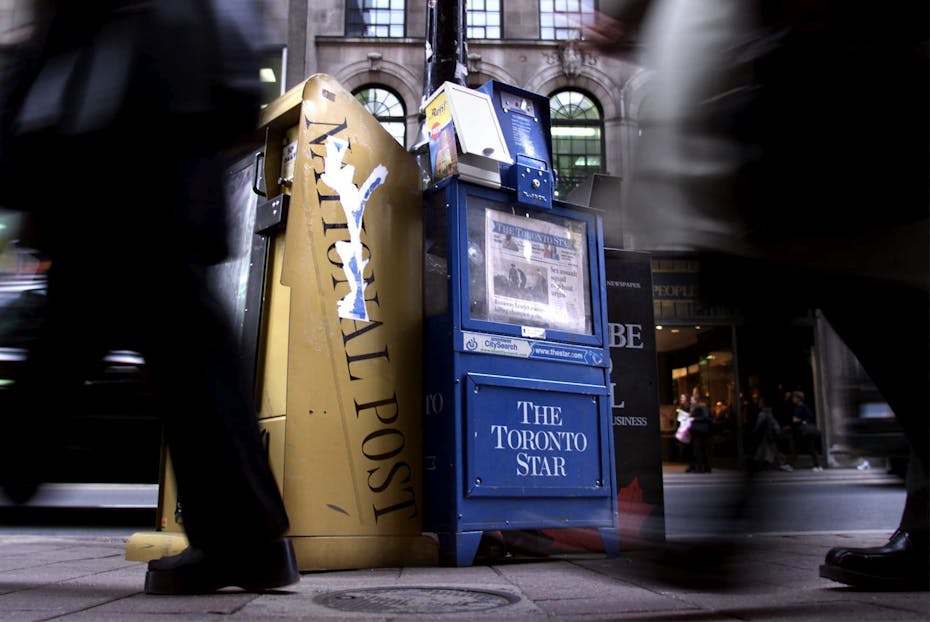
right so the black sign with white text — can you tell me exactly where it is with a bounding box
[605,249,665,547]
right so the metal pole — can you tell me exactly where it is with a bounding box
[413,0,467,152]
[422,0,467,101]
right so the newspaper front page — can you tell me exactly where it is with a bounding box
[483,209,590,334]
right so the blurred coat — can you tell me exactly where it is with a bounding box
[0,0,265,264]
[615,0,927,529]
[0,0,290,553]
[621,0,928,290]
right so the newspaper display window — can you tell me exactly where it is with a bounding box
[466,196,592,335]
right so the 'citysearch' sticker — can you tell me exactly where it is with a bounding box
[461,332,606,367]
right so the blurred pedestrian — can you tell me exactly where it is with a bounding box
[787,391,823,472]
[588,0,928,590]
[687,394,714,474]
[674,392,693,464]
[0,0,298,595]
[750,396,788,471]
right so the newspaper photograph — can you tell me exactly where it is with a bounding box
[484,208,590,334]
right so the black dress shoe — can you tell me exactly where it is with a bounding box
[144,539,300,595]
[819,529,929,591]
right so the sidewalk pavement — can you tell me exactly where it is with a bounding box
[660,462,905,487]
[1,467,923,621]
[1,531,928,621]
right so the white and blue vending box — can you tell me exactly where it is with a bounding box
[421,80,620,566]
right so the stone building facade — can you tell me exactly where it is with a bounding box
[1,1,647,197]
[276,0,647,201]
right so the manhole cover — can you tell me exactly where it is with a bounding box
[314,586,521,614]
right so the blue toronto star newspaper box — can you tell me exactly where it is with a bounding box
[420,80,619,566]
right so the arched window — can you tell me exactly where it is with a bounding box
[353,85,406,146]
[539,0,595,41]
[549,89,604,198]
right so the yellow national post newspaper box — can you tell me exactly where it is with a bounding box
[127,74,435,571]
[266,75,433,570]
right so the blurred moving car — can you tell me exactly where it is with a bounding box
[0,212,161,486]
[845,383,910,477]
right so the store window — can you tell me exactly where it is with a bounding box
[467,0,501,39]
[656,325,738,465]
[549,89,604,198]
[346,0,405,38]
[353,85,406,146]
[539,0,595,40]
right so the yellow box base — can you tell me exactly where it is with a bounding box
[124,531,189,562]
[292,535,438,571]
[125,532,439,571]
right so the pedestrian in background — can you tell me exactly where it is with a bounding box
[687,394,714,474]
[674,392,693,464]
[587,0,928,590]
[750,396,788,472]
[787,391,823,472]
[0,0,299,595]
